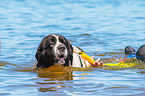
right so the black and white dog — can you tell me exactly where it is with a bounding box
[35,34,92,68]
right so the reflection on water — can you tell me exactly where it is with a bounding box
[1,59,145,95]
[1,60,145,95]
[37,66,74,81]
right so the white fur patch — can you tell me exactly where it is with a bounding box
[52,35,68,60]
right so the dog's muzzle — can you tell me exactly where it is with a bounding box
[54,45,67,65]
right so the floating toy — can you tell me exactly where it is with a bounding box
[78,52,95,64]
[76,51,137,69]
[103,62,135,69]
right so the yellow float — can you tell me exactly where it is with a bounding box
[78,52,137,69]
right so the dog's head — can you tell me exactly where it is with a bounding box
[35,34,73,68]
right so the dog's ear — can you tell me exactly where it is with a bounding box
[35,42,43,68]
[35,36,55,68]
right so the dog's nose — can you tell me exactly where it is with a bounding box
[58,45,65,51]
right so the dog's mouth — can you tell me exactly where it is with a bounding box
[55,54,66,65]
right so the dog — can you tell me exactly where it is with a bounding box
[35,34,102,69]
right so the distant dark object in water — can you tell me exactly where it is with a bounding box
[125,45,145,61]
[125,46,136,55]
[136,45,145,61]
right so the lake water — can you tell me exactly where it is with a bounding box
[1,0,145,95]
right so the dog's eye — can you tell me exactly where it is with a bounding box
[51,38,55,42]
[50,38,55,45]
[50,42,54,47]
[59,38,65,43]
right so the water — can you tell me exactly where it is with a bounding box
[1,0,145,95]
